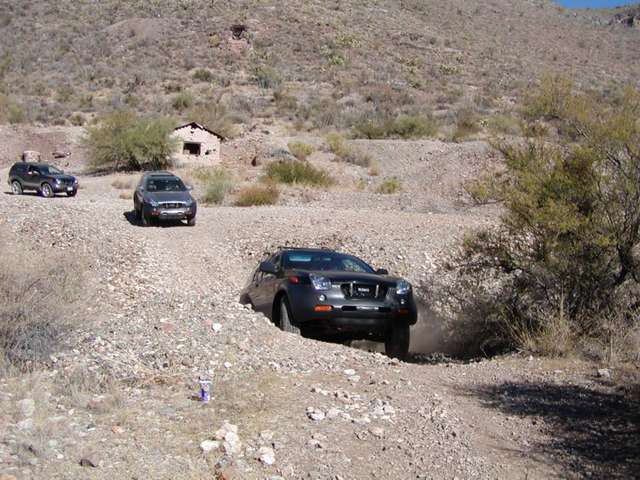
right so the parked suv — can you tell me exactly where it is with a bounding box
[8,162,78,197]
[133,171,197,226]
[240,248,418,359]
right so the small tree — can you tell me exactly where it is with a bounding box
[452,79,640,357]
[85,111,177,171]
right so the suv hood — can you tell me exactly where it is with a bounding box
[289,270,398,284]
[145,191,194,203]
[51,174,76,182]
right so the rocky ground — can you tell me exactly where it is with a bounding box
[0,156,638,479]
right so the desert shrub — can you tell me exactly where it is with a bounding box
[353,114,437,139]
[254,65,282,89]
[445,84,640,360]
[486,113,521,136]
[192,68,214,83]
[195,167,234,204]
[189,102,237,139]
[265,160,333,187]
[326,133,372,167]
[0,242,83,367]
[172,91,194,111]
[452,108,481,142]
[463,171,505,205]
[235,184,279,206]
[288,141,315,161]
[376,177,402,194]
[523,73,573,120]
[85,111,177,171]
[0,94,26,124]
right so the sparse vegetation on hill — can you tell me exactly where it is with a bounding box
[0,1,637,131]
[85,111,177,171]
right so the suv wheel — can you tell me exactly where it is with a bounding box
[11,181,22,195]
[279,296,301,335]
[384,324,410,360]
[40,183,54,198]
[141,210,152,227]
[187,216,196,227]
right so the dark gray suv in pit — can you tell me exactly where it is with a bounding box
[8,162,78,197]
[240,248,418,359]
[133,171,197,226]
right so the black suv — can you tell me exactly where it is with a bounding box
[133,171,197,226]
[8,162,78,197]
[240,248,418,359]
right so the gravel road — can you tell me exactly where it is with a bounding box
[0,172,637,480]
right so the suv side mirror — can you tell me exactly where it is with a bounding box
[259,261,278,275]
[376,268,389,275]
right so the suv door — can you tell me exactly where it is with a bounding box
[25,165,41,189]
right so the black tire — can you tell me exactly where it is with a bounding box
[384,324,410,360]
[66,189,77,197]
[41,182,54,198]
[279,296,301,335]
[11,180,22,195]
[141,209,151,227]
[187,216,196,227]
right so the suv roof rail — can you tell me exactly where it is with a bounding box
[277,246,332,251]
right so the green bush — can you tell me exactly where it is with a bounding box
[192,69,214,83]
[172,91,194,111]
[254,65,282,89]
[486,113,521,136]
[523,73,573,120]
[376,177,402,194]
[353,114,438,139]
[288,141,315,161]
[265,160,333,187]
[449,83,640,359]
[85,111,177,171]
[195,167,234,204]
[451,108,481,142]
[235,184,279,206]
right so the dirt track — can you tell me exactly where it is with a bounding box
[1,171,638,480]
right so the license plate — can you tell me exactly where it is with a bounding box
[67,186,74,191]
[357,305,377,311]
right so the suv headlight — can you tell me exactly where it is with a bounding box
[149,199,159,207]
[396,279,411,295]
[309,273,332,291]
[54,178,62,184]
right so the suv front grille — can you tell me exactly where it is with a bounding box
[340,282,387,299]
[159,202,185,209]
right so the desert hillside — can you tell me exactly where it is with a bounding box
[0,0,639,130]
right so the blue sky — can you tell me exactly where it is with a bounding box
[557,0,638,7]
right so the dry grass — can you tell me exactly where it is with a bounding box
[0,240,85,368]
[118,190,132,200]
[235,184,279,206]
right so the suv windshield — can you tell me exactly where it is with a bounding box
[145,177,186,192]
[282,251,374,273]
[39,166,63,175]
